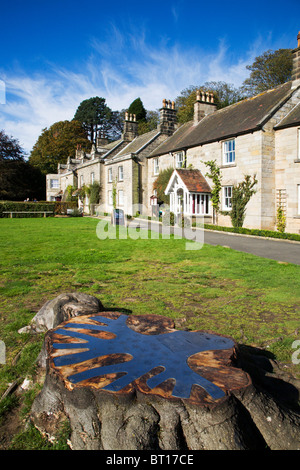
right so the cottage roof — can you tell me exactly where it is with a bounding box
[114,129,160,158]
[149,82,295,157]
[165,169,211,194]
[274,102,300,129]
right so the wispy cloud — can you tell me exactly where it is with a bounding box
[0,25,263,153]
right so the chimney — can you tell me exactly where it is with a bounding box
[194,90,217,124]
[97,131,110,147]
[159,99,177,135]
[292,31,300,81]
[122,112,139,141]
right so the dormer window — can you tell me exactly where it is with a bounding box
[223,139,235,165]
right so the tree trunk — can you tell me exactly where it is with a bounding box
[31,310,300,451]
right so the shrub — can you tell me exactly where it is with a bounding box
[191,222,300,242]
[0,201,55,218]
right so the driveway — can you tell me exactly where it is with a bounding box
[131,219,300,266]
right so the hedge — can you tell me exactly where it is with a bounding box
[0,201,77,218]
[192,222,300,242]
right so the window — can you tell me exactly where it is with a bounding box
[118,190,124,206]
[108,190,113,206]
[191,193,210,215]
[80,175,84,187]
[50,179,59,189]
[91,172,95,184]
[153,158,159,175]
[223,186,233,210]
[118,166,124,181]
[176,152,184,168]
[298,185,300,215]
[298,129,300,159]
[223,139,235,165]
[108,168,112,182]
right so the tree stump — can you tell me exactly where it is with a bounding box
[31,311,300,450]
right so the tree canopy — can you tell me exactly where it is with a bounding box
[242,49,293,96]
[73,97,120,143]
[128,97,147,122]
[0,130,45,200]
[0,129,26,161]
[175,81,244,124]
[29,120,90,175]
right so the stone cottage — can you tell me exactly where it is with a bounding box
[47,32,300,234]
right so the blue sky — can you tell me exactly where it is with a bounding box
[0,0,300,153]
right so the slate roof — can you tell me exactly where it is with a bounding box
[113,129,160,158]
[274,102,300,129]
[174,169,211,193]
[149,82,295,157]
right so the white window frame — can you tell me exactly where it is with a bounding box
[298,184,300,215]
[175,152,184,168]
[223,186,233,211]
[50,179,59,189]
[108,168,113,183]
[80,175,84,187]
[118,189,124,206]
[223,139,235,165]
[91,172,95,184]
[298,128,300,159]
[153,158,159,175]
[108,190,113,206]
[118,165,124,181]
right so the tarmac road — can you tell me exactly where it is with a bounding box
[129,219,300,266]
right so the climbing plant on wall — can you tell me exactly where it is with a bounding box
[229,175,258,228]
[203,160,222,224]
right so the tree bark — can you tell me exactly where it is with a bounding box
[31,309,300,450]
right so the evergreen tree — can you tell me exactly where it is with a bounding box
[128,97,147,123]
[74,97,115,143]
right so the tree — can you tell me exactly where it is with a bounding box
[0,130,26,161]
[0,130,45,200]
[229,175,258,228]
[242,49,293,96]
[74,97,117,143]
[128,98,147,123]
[29,120,90,174]
[175,82,244,124]
[137,109,160,135]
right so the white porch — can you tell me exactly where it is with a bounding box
[165,169,212,217]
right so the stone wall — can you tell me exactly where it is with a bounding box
[275,126,300,234]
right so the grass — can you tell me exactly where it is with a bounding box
[0,216,300,448]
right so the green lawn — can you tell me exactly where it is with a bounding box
[0,217,299,446]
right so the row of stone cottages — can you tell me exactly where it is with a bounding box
[46,32,300,234]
